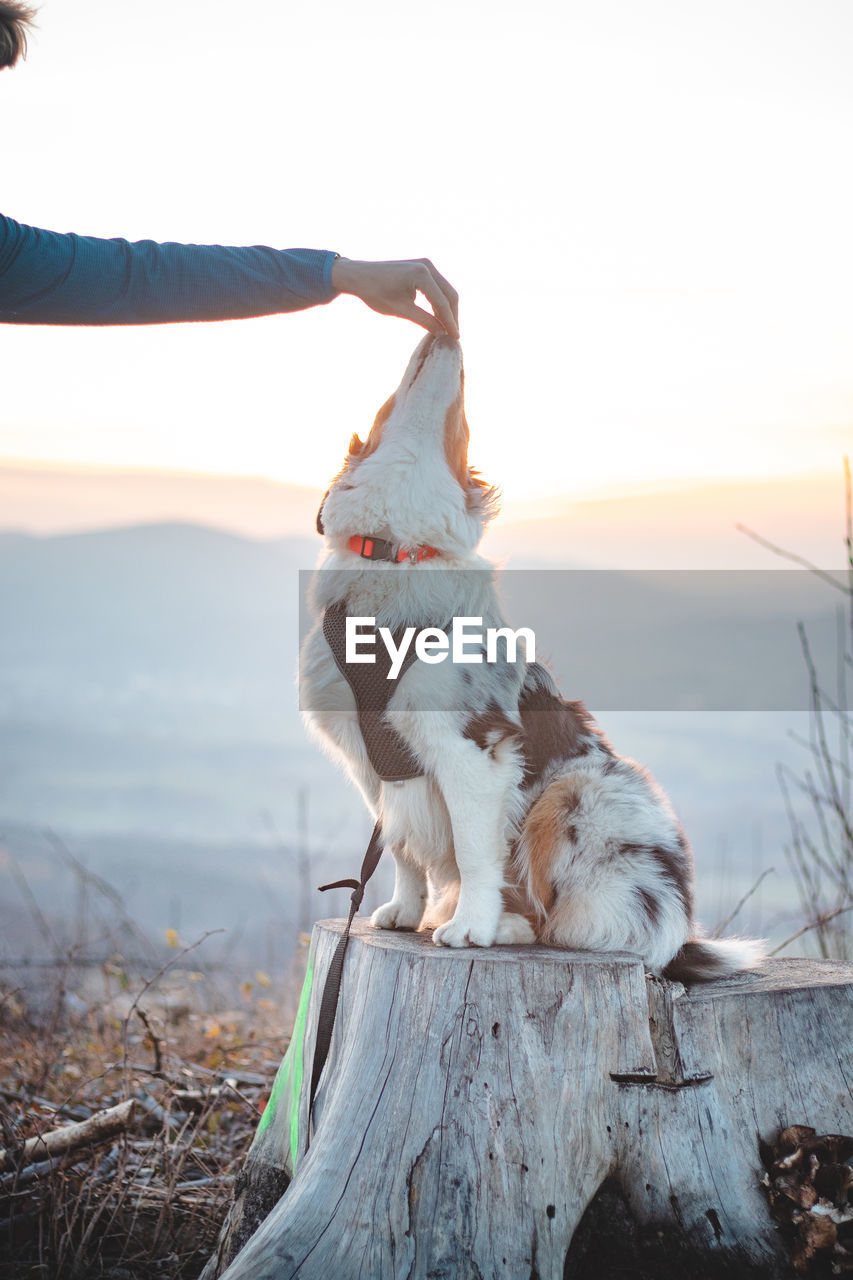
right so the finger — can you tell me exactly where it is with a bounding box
[415,267,459,338]
[419,259,459,327]
[397,299,445,336]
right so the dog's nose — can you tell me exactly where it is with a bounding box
[418,333,459,358]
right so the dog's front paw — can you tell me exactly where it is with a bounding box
[433,911,498,948]
[494,912,537,945]
[371,900,423,931]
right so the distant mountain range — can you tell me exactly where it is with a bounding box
[1,459,847,570]
[0,518,842,967]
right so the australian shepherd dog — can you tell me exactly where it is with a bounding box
[299,334,763,980]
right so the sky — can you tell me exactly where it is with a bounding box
[2,0,852,504]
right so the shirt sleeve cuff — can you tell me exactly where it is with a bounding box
[322,250,340,297]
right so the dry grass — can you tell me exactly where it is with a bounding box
[739,455,853,961]
[0,948,294,1279]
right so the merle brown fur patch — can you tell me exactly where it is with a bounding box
[518,668,604,787]
[637,887,662,926]
[462,702,521,757]
[616,842,693,919]
[522,777,585,913]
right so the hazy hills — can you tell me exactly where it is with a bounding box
[0,516,844,966]
[1,460,847,570]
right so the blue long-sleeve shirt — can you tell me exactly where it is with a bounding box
[0,214,339,325]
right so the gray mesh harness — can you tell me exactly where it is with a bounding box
[322,601,425,782]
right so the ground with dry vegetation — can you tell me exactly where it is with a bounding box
[0,950,296,1279]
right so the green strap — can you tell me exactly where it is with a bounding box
[255,953,314,1171]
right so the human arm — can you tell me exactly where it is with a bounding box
[0,214,338,325]
[0,217,460,334]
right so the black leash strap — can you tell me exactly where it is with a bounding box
[308,820,384,1115]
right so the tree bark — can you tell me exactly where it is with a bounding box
[204,920,853,1280]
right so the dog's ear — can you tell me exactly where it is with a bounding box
[444,381,499,522]
[340,396,395,472]
[443,392,470,489]
[360,394,395,461]
[316,488,330,535]
[466,469,501,522]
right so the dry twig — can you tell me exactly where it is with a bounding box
[712,867,775,937]
[0,1099,138,1173]
[769,903,853,956]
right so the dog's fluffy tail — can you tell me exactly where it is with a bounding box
[663,936,766,983]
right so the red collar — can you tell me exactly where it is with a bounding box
[347,534,439,564]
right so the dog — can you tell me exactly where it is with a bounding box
[299,334,764,980]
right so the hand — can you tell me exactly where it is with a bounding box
[331,257,459,339]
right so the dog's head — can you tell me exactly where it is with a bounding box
[317,334,498,557]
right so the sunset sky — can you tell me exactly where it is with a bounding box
[2,0,852,505]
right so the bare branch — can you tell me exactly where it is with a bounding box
[845,454,853,592]
[712,867,775,937]
[799,625,853,855]
[5,848,60,951]
[0,1099,138,1174]
[44,828,159,962]
[769,902,853,956]
[121,929,225,1072]
[735,523,850,593]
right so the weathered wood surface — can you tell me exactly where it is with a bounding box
[205,920,853,1280]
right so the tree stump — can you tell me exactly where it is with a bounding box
[203,920,853,1280]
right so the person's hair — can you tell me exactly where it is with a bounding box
[0,1,37,69]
